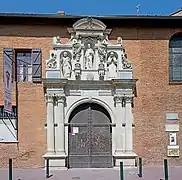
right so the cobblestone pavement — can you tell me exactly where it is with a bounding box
[0,166,181,180]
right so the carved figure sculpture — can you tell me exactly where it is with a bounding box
[60,51,72,78]
[84,43,94,69]
[107,51,118,78]
[122,49,132,69]
[117,37,123,46]
[98,41,107,62]
[46,52,57,69]
[72,38,82,62]
[53,36,61,45]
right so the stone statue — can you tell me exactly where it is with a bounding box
[117,37,123,46]
[107,51,118,78]
[53,36,61,45]
[60,51,72,78]
[72,38,82,62]
[122,49,132,69]
[46,52,57,69]
[84,43,94,69]
[98,41,107,62]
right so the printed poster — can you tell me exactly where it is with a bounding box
[4,54,12,114]
[72,127,79,135]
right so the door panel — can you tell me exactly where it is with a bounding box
[91,126,111,155]
[68,103,112,168]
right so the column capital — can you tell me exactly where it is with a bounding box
[45,94,54,103]
[51,93,66,106]
[114,95,123,103]
[57,94,66,103]
[125,96,133,103]
[114,95,126,107]
[114,95,134,107]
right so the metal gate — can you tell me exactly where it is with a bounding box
[68,103,112,168]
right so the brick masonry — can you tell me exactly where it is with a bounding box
[0,24,182,167]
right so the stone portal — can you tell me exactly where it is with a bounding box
[43,17,137,169]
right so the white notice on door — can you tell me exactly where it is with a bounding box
[72,127,79,134]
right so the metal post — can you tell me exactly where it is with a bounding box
[120,162,124,180]
[9,159,12,180]
[138,157,142,177]
[46,159,49,178]
[164,159,168,180]
[15,80,19,141]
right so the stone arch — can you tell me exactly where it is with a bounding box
[65,97,115,124]
[69,103,111,123]
[67,98,113,168]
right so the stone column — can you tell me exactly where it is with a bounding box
[45,94,55,154]
[125,97,133,152]
[54,94,66,155]
[114,96,125,154]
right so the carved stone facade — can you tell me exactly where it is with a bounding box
[46,18,132,81]
[44,18,137,168]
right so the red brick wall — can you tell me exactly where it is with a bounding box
[0,24,182,167]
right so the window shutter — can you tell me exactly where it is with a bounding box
[3,48,14,82]
[31,48,42,83]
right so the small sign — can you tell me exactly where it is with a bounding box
[167,149,179,157]
[169,133,177,145]
[72,127,79,134]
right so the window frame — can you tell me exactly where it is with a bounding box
[169,33,182,82]
[0,106,18,142]
[7,48,42,83]
[14,49,32,82]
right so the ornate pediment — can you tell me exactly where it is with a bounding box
[73,18,107,31]
[47,18,133,81]
[67,18,111,39]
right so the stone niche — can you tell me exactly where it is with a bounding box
[46,18,133,81]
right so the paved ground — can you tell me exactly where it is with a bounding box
[0,166,181,180]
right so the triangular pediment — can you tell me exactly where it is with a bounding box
[73,18,107,31]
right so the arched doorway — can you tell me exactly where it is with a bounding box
[68,103,113,168]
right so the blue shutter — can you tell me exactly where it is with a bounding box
[31,49,42,83]
[3,48,14,82]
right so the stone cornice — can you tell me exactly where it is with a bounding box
[43,78,137,87]
[43,78,138,97]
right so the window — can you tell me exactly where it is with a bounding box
[0,106,17,142]
[169,33,182,82]
[3,48,42,83]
